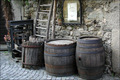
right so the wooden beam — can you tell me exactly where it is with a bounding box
[52,0,57,39]
[34,0,41,35]
[46,0,54,40]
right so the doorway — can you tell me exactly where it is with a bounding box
[0,0,7,44]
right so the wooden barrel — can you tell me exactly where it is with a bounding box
[44,39,77,76]
[76,36,105,79]
[22,41,44,69]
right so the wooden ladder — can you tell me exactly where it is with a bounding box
[34,0,53,40]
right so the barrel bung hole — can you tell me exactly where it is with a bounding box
[79,57,81,61]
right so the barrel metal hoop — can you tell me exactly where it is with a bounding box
[78,36,102,44]
[45,44,76,49]
[78,39,102,44]
[77,44,103,48]
[48,71,75,77]
[76,50,104,54]
[77,65,105,70]
[22,45,42,48]
[22,62,43,66]
[44,51,75,57]
[47,71,75,76]
[78,68,103,76]
[45,63,75,69]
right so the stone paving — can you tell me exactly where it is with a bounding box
[0,51,120,80]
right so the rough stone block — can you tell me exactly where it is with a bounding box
[112,29,120,74]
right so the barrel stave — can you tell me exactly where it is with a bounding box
[44,39,76,76]
[22,41,44,69]
[76,36,105,79]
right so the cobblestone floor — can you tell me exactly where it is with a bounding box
[0,51,120,80]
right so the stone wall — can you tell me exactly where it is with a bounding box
[11,0,38,21]
[11,0,120,75]
[11,0,23,20]
[55,0,120,75]
[23,0,38,20]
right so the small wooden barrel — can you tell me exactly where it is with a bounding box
[76,36,105,79]
[22,41,44,69]
[44,39,77,76]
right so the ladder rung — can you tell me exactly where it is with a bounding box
[36,27,47,29]
[35,34,46,37]
[38,25,47,27]
[41,10,50,12]
[38,12,49,14]
[37,19,48,22]
[40,4,51,7]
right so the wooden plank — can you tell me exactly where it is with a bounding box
[38,12,49,14]
[36,27,47,30]
[52,0,57,39]
[22,46,25,68]
[40,10,50,12]
[35,34,46,38]
[40,4,51,6]
[38,24,47,27]
[37,19,48,22]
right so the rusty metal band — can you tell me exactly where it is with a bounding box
[22,45,42,48]
[22,62,43,66]
[78,36,102,44]
[45,63,75,69]
[45,44,76,49]
[78,68,103,76]
[44,51,75,57]
[76,49,104,54]
[77,43,103,48]
[77,65,105,70]
[47,71,75,76]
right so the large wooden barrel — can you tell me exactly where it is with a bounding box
[76,36,105,79]
[44,39,77,76]
[22,41,44,69]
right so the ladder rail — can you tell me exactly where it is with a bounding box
[34,0,41,35]
[34,0,53,40]
[46,0,54,39]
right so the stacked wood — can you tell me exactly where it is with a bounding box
[44,39,77,76]
[22,36,44,69]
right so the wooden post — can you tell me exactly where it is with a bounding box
[52,0,57,39]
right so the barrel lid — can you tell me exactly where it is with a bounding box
[46,39,76,46]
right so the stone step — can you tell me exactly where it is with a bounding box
[0,44,7,51]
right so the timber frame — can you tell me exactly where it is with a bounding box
[61,0,82,25]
